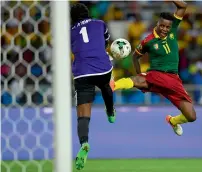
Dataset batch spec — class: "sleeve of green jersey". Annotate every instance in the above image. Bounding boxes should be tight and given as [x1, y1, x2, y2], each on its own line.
[172, 13, 183, 30]
[135, 40, 148, 55]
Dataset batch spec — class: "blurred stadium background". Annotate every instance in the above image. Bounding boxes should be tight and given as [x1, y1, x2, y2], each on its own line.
[1, 1, 202, 172]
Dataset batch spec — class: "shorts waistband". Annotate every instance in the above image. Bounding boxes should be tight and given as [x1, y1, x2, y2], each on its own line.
[153, 70, 178, 74]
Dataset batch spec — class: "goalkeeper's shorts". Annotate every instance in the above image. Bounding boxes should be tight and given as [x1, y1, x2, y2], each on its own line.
[74, 71, 112, 106]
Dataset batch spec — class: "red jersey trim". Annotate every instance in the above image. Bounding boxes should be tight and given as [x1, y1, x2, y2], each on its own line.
[134, 33, 155, 55]
[142, 33, 155, 46]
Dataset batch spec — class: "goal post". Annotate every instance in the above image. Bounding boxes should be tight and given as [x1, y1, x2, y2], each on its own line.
[51, 1, 72, 172]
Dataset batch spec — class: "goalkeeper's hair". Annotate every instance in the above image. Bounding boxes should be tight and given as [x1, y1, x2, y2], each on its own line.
[160, 12, 175, 21]
[71, 3, 89, 25]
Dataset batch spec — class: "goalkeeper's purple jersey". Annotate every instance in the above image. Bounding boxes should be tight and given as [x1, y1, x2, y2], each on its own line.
[71, 18, 113, 79]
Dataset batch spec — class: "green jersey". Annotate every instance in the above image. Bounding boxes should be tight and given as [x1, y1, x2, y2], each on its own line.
[135, 14, 182, 74]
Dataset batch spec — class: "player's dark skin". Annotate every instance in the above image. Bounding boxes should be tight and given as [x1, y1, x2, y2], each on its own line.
[128, 1, 196, 122]
[77, 103, 92, 117]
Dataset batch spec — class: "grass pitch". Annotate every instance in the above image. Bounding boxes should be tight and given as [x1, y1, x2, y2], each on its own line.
[1, 159, 202, 172]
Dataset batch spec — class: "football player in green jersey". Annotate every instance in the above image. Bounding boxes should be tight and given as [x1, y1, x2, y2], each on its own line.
[110, 0, 196, 136]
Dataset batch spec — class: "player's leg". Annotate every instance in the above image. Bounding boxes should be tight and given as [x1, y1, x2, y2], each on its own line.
[76, 103, 91, 170]
[96, 72, 116, 123]
[100, 84, 116, 123]
[74, 77, 95, 170]
[166, 100, 196, 136]
[167, 100, 196, 125]
[110, 74, 149, 91]
[164, 82, 196, 135]
[77, 103, 92, 144]
[178, 101, 196, 122]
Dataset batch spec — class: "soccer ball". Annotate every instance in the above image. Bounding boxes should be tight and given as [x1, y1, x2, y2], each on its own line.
[110, 38, 131, 60]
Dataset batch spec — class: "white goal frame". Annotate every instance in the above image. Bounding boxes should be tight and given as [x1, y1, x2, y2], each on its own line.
[51, 1, 72, 172]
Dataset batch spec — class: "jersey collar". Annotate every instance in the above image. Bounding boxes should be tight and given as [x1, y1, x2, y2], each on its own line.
[153, 28, 167, 40]
[71, 18, 91, 28]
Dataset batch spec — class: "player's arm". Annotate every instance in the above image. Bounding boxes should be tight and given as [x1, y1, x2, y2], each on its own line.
[132, 51, 143, 74]
[104, 24, 110, 48]
[132, 40, 147, 74]
[172, 0, 187, 19]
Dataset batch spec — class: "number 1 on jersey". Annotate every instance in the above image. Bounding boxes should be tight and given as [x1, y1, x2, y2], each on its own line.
[80, 27, 89, 43]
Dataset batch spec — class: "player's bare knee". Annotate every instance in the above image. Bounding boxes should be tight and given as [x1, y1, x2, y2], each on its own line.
[180, 102, 196, 122]
[130, 76, 147, 88]
[187, 110, 196, 122]
[130, 76, 137, 85]
[187, 116, 196, 122]
[77, 103, 92, 117]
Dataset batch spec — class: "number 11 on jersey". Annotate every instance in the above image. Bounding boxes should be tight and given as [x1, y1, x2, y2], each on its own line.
[163, 43, 171, 54]
[80, 27, 89, 43]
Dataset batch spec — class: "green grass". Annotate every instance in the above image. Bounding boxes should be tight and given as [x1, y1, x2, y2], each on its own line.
[1, 159, 202, 172]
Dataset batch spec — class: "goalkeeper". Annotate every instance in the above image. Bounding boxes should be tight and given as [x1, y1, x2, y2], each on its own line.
[71, 3, 116, 170]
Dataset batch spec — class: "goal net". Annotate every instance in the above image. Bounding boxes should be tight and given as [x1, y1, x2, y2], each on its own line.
[1, 1, 55, 171]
